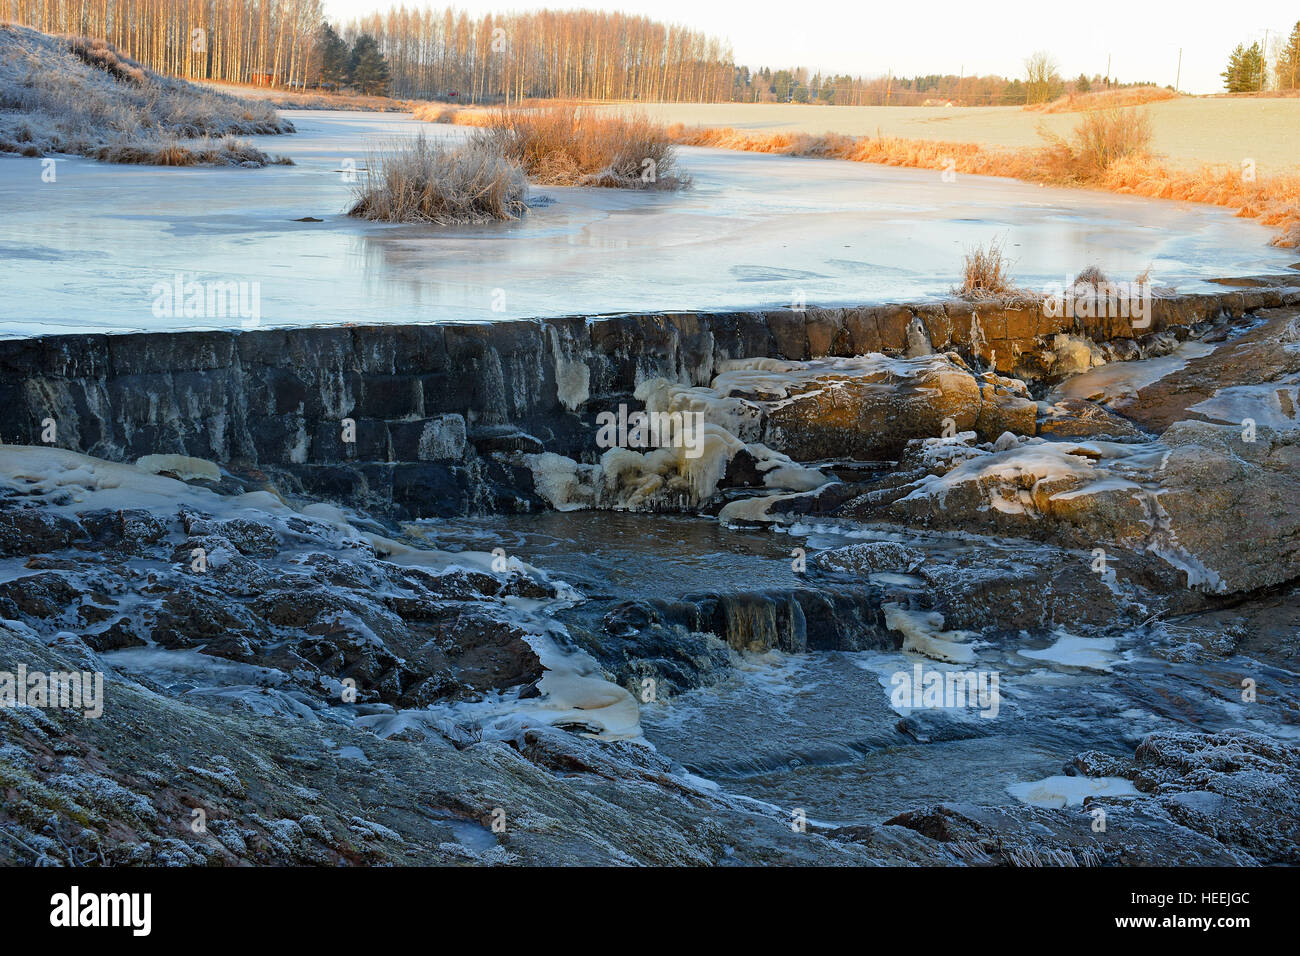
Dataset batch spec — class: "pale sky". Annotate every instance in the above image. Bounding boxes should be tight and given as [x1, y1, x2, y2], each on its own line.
[322, 0, 1298, 95]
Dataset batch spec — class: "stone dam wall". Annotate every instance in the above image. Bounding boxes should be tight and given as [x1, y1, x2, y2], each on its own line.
[2, 281, 1298, 518]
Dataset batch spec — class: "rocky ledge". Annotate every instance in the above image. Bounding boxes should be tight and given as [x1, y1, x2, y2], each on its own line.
[2, 285, 1299, 866]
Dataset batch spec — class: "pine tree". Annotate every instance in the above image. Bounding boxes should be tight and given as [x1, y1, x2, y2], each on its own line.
[1222, 41, 1265, 93]
[317, 23, 349, 89]
[348, 34, 391, 95]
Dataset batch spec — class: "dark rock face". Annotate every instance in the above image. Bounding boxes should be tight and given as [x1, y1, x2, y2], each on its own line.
[1, 288, 1286, 518]
[0, 474, 550, 711]
[0, 507, 83, 555]
[4, 294, 1300, 869]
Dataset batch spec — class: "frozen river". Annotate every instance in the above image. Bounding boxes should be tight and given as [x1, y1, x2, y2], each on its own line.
[2, 109, 1295, 338]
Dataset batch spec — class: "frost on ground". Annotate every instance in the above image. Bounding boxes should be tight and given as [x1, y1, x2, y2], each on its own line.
[0, 25, 294, 166]
[2, 445, 1297, 865]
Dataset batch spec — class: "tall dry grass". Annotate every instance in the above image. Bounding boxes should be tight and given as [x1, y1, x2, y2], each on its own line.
[435, 105, 690, 189]
[67, 35, 147, 84]
[348, 134, 528, 224]
[1027, 85, 1178, 113]
[1038, 107, 1154, 181]
[411, 102, 495, 125]
[663, 108, 1300, 248]
[953, 236, 1019, 297]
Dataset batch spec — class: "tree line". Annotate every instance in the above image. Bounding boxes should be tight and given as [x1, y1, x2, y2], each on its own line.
[3, 0, 1190, 104]
[339, 7, 734, 102]
[7, 0, 326, 88]
[3, 0, 737, 100]
[1223, 22, 1300, 92]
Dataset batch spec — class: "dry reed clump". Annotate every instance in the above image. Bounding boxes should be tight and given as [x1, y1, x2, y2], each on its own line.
[411, 103, 460, 123]
[1073, 266, 1109, 288]
[411, 102, 495, 126]
[0, 24, 294, 167]
[469, 105, 690, 189]
[1028, 85, 1178, 113]
[94, 135, 293, 167]
[664, 108, 1300, 247]
[1037, 107, 1154, 181]
[953, 236, 1020, 298]
[347, 134, 528, 224]
[67, 36, 148, 84]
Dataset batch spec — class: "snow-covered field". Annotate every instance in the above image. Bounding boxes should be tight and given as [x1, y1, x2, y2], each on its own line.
[2, 109, 1295, 338]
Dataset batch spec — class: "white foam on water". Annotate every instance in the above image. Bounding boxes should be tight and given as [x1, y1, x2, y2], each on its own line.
[1019, 631, 1119, 673]
[883, 603, 977, 665]
[134, 453, 222, 482]
[1007, 774, 1139, 808]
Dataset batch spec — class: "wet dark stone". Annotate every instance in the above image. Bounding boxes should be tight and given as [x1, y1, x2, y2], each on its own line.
[0, 507, 82, 556]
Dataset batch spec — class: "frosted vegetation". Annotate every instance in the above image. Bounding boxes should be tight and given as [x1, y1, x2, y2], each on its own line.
[350, 106, 689, 225]
[348, 135, 528, 225]
[473, 106, 691, 190]
[0, 24, 294, 166]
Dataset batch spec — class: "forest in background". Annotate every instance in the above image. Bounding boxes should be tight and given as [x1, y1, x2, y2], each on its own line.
[7, 1, 1287, 103]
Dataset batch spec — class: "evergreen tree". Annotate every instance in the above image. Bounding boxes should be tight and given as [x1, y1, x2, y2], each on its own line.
[772, 69, 794, 101]
[316, 23, 349, 90]
[1222, 41, 1265, 92]
[348, 34, 391, 96]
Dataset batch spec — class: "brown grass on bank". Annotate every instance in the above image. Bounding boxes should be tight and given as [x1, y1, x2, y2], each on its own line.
[67, 35, 146, 84]
[1027, 85, 1178, 113]
[347, 134, 528, 224]
[94, 136, 292, 166]
[411, 102, 495, 126]
[432, 104, 690, 189]
[662, 109, 1300, 248]
[199, 79, 423, 112]
[1039, 107, 1153, 180]
[953, 236, 1019, 298]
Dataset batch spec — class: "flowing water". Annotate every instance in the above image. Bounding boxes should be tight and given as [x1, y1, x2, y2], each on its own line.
[415, 510, 1300, 823]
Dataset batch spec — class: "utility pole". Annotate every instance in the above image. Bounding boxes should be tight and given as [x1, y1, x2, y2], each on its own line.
[1261, 29, 1269, 91]
[1175, 48, 1182, 92]
[1105, 53, 1111, 87]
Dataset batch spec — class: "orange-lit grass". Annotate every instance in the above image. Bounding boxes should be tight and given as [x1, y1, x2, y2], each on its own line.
[468, 104, 690, 189]
[662, 117, 1300, 247]
[1027, 85, 1179, 113]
